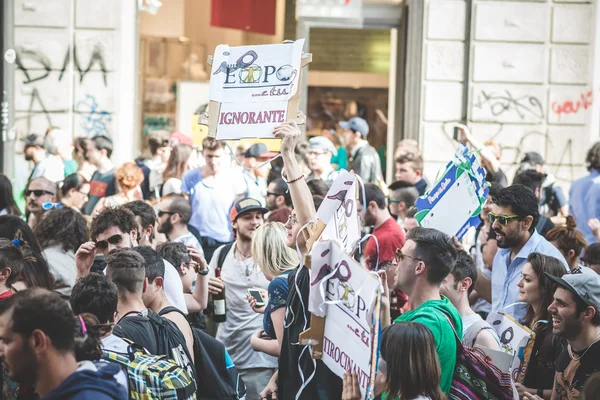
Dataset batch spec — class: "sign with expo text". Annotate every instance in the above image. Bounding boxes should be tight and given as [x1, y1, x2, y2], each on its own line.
[310, 240, 381, 399]
[206, 39, 306, 140]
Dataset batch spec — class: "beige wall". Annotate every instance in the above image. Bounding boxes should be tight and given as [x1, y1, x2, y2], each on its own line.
[140, 0, 186, 38]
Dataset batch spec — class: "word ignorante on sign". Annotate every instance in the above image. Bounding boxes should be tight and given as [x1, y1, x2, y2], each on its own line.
[219, 110, 286, 125]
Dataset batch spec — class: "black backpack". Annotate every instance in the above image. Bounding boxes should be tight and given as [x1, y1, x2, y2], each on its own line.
[159, 306, 246, 399]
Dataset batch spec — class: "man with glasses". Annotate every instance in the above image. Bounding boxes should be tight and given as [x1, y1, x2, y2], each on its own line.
[387, 181, 419, 228]
[156, 194, 204, 256]
[24, 177, 57, 230]
[265, 178, 292, 212]
[474, 184, 567, 322]
[341, 117, 382, 184]
[306, 136, 339, 186]
[386, 227, 462, 396]
[74, 206, 190, 314]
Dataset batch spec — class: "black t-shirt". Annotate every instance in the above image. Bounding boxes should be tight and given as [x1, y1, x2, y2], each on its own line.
[113, 311, 161, 355]
[524, 329, 564, 391]
[554, 338, 600, 399]
[84, 169, 116, 215]
[278, 266, 342, 400]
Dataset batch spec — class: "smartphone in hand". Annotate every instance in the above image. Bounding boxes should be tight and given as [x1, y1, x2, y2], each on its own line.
[247, 288, 266, 307]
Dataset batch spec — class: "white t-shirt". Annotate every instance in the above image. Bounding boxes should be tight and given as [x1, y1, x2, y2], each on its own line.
[462, 313, 501, 348]
[44, 247, 76, 294]
[162, 177, 183, 196]
[209, 243, 278, 370]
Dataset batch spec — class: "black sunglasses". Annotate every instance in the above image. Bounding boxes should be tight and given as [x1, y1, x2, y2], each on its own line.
[266, 191, 283, 197]
[95, 234, 125, 251]
[157, 210, 177, 218]
[24, 189, 55, 197]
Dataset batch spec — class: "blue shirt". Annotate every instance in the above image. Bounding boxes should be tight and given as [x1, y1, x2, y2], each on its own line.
[181, 169, 244, 243]
[264, 270, 292, 338]
[569, 169, 600, 244]
[491, 230, 568, 322]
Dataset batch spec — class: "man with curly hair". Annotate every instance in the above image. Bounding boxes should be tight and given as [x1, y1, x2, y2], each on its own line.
[570, 142, 600, 244]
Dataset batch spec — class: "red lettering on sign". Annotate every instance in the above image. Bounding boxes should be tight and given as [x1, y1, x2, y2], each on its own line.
[551, 90, 593, 120]
[218, 110, 286, 125]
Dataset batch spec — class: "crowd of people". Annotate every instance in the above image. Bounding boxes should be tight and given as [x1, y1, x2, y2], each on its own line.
[0, 117, 598, 400]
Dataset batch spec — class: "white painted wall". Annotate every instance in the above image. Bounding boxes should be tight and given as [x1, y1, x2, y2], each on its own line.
[417, 0, 599, 192]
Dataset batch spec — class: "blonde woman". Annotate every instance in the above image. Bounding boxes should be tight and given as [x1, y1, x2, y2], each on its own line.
[92, 162, 144, 216]
[247, 222, 298, 357]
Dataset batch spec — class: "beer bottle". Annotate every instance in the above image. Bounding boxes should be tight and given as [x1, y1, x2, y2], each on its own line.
[213, 266, 227, 323]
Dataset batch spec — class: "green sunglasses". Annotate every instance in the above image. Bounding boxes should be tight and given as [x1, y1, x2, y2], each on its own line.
[488, 212, 520, 226]
[387, 198, 402, 204]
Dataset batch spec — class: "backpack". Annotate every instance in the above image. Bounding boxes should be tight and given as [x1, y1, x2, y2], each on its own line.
[443, 314, 514, 400]
[159, 306, 246, 400]
[103, 339, 197, 400]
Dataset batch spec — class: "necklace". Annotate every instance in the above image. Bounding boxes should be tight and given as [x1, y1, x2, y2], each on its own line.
[235, 244, 254, 277]
[568, 331, 600, 361]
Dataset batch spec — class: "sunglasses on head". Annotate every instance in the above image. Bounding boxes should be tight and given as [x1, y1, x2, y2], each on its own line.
[95, 234, 125, 251]
[488, 212, 520, 226]
[25, 189, 55, 197]
[42, 202, 63, 211]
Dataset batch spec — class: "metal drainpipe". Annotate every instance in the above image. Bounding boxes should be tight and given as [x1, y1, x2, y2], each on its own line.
[462, 0, 473, 126]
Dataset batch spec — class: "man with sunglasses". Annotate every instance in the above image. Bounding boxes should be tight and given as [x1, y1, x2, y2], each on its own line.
[474, 184, 567, 323]
[24, 177, 57, 230]
[156, 195, 204, 256]
[387, 180, 419, 229]
[265, 178, 292, 212]
[75, 207, 189, 314]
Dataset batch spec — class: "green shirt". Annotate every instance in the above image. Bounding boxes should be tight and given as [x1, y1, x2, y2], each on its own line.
[330, 147, 347, 171]
[383, 296, 462, 398]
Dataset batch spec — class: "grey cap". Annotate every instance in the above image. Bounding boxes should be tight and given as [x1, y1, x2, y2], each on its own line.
[21, 133, 45, 148]
[339, 117, 369, 137]
[545, 267, 600, 311]
[308, 136, 337, 156]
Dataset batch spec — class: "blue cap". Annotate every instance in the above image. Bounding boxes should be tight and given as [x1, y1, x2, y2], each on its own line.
[308, 136, 337, 156]
[339, 117, 369, 137]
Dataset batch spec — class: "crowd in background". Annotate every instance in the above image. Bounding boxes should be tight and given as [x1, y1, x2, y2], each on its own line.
[0, 116, 599, 400]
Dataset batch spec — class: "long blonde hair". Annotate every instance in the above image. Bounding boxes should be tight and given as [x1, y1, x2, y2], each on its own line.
[252, 222, 299, 277]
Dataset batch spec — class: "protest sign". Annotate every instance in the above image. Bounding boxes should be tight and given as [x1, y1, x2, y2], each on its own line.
[309, 240, 381, 399]
[204, 39, 310, 140]
[414, 144, 489, 240]
[487, 311, 535, 382]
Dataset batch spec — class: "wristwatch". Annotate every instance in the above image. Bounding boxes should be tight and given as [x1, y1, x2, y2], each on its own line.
[537, 389, 543, 397]
[195, 264, 210, 276]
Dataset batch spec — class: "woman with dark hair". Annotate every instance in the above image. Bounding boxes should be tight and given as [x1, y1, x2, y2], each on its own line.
[35, 207, 89, 293]
[61, 173, 90, 212]
[344, 322, 445, 400]
[0, 215, 56, 291]
[514, 253, 567, 399]
[0, 174, 22, 217]
[546, 215, 588, 271]
[161, 143, 194, 196]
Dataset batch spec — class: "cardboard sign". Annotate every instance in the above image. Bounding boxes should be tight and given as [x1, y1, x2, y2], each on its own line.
[415, 144, 489, 240]
[315, 170, 362, 256]
[487, 311, 535, 382]
[205, 39, 310, 140]
[309, 240, 381, 399]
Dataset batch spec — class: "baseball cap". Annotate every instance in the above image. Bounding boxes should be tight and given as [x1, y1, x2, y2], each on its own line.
[244, 143, 279, 159]
[230, 198, 269, 222]
[308, 136, 337, 156]
[521, 152, 545, 166]
[545, 267, 600, 311]
[169, 132, 193, 147]
[339, 117, 369, 137]
[21, 133, 45, 148]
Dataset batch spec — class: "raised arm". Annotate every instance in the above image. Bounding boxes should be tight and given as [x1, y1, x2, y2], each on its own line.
[273, 122, 316, 225]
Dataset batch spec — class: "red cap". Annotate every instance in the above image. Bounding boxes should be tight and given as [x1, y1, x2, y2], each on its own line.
[169, 132, 193, 147]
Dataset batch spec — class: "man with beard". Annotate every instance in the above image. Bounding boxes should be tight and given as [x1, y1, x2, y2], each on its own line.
[207, 198, 276, 400]
[24, 177, 58, 230]
[156, 195, 204, 255]
[524, 267, 600, 400]
[474, 184, 567, 322]
[0, 288, 126, 400]
[265, 178, 292, 212]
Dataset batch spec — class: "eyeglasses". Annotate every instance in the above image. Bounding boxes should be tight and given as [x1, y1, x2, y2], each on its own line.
[95, 234, 125, 251]
[488, 212, 520, 226]
[24, 189, 55, 198]
[395, 248, 423, 263]
[266, 191, 283, 197]
[157, 210, 176, 218]
[42, 202, 63, 211]
[387, 198, 402, 204]
[307, 151, 327, 157]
